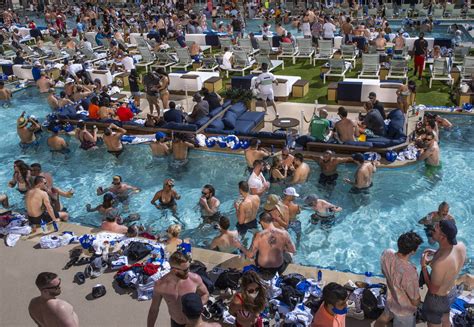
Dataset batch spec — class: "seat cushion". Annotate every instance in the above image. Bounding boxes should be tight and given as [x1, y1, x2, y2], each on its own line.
[162, 122, 198, 131]
[344, 141, 375, 147]
[366, 136, 404, 148]
[238, 111, 265, 126]
[386, 108, 406, 139]
[207, 118, 225, 130]
[234, 119, 255, 133]
[194, 116, 210, 127]
[223, 111, 238, 129]
[228, 102, 247, 117]
[209, 106, 224, 117]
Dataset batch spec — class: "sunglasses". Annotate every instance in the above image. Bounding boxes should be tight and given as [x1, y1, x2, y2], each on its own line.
[246, 287, 259, 294]
[172, 266, 190, 273]
[202, 191, 209, 196]
[426, 138, 434, 141]
[42, 279, 61, 290]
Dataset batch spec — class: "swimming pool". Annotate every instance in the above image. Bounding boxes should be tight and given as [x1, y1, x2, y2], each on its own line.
[1, 88, 472, 275]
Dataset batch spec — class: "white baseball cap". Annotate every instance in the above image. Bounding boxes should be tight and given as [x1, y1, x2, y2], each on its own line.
[283, 187, 299, 197]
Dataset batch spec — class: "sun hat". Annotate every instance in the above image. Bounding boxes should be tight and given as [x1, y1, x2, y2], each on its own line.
[17, 117, 28, 128]
[283, 187, 299, 197]
[264, 194, 281, 211]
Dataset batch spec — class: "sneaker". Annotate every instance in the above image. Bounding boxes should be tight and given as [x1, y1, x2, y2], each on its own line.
[347, 307, 365, 320]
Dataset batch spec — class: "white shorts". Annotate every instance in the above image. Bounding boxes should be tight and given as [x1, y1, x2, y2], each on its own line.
[383, 307, 416, 327]
[259, 91, 274, 101]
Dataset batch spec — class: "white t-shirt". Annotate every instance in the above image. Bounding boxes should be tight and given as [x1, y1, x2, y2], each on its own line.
[68, 63, 83, 75]
[322, 22, 336, 39]
[302, 22, 311, 37]
[248, 172, 266, 190]
[221, 51, 233, 70]
[256, 72, 275, 94]
[121, 56, 135, 71]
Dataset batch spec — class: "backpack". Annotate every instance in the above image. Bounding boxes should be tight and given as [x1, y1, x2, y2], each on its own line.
[281, 273, 306, 288]
[214, 269, 242, 290]
[190, 260, 215, 293]
[361, 288, 383, 319]
[277, 285, 305, 311]
[125, 241, 153, 261]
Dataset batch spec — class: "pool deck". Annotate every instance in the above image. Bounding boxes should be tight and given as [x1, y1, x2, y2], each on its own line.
[0, 221, 434, 327]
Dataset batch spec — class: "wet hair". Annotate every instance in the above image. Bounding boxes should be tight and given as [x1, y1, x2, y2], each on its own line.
[240, 271, 268, 313]
[34, 176, 46, 186]
[238, 181, 249, 193]
[103, 193, 114, 209]
[219, 216, 230, 230]
[113, 175, 122, 182]
[425, 131, 435, 139]
[167, 224, 182, 237]
[322, 282, 348, 306]
[294, 153, 304, 162]
[253, 159, 264, 168]
[104, 128, 112, 136]
[35, 272, 58, 289]
[337, 106, 348, 117]
[203, 184, 215, 197]
[15, 161, 30, 182]
[169, 251, 190, 266]
[397, 231, 423, 255]
[259, 211, 273, 224]
[438, 201, 449, 211]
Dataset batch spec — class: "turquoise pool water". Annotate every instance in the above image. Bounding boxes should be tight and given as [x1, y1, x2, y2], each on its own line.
[0, 88, 472, 275]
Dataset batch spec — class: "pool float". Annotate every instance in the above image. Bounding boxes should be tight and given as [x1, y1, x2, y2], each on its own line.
[385, 150, 397, 162]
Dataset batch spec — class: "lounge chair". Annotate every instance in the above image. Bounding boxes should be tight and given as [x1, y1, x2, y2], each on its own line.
[387, 58, 408, 83]
[219, 37, 233, 52]
[151, 52, 176, 72]
[197, 56, 219, 72]
[294, 38, 315, 64]
[251, 55, 284, 74]
[323, 59, 350, 84]
[340, 44, 358, 69]
[170, 47, 194, 71]
[225, 50, 255, 77]
[429, 58, 453, 88]
[313, 40, 335, 66]
[444, 3, 454, 16]
[257, 39, 278, 56]
[460, 56, 474, 83]
[358, 53, 380, 79]
[84, 33, 103, 50]
[277, 42, 299, 64]
[452, 47, 471, 66]
[238, 38, 259, 56]
[136, 46, 155, 72]
[432, 8, 444, 19]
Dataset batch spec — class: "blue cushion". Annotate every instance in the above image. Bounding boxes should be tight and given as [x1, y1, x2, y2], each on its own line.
[234, 119, 255, 133]
[205, 127, 228, 134]
[209, 106, 224, 117]
[207, 118, 225, 130]
[223, 111, 237, 129]
[228, 102, 247, 117]
[344, 141, 375, 147]
[366, 137, 397, 148]
[238, 111, 265, 125]
[162, 122, 197, 131]
[194, 116, 210, 127]
[258, 131, 287, 139]
[222, 99, 232, 108]
[386, 109, 406, 139]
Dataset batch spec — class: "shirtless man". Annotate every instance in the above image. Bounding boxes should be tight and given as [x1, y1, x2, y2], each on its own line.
[0, 193, 9, 208]
[57, 91, 73, 108]
[245, 138, 270, 172]
[344, 153, 379, 192]
[103, 123, 127, 158]
[199, 184, 220, 221]
[149, 131, 170, 157]
[341, 17, 353, 43]
[47, 89, 59, 110]
[248, 160, 270, 196]
[282, 187, 301, 243]
[0, 81, 12, 102]
[264, 194, 290, 230]
[314, 150, 353, 185]
[305, 194, 342, 224]
[334, 106, 359, 143]
[210, 216, 241, 253]
[393, 31, 406, 51]
[147, 251, 209, 327]
[36, 73, 55, 93]
[17, 112, 41, 145]
[292, 153, 310, 184]
[418, 132, 441, 175]
[419, 202, 455, 244]
[28, 272, 79, 327]
[235, 181, 260, 238]
[101, 215, 128, 234]
[25, 176, 69, 225]
[241, 212, 296, 279]
[375, 32, 387, 51]
[172, 134, 194, 161]
[97, 175, 140, 211]
[420, 220, 466, 327]
[47, 126, 69, 153]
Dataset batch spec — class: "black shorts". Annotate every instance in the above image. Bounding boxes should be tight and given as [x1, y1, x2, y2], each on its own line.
[91, 18, 97, 26]
[28, 210, 58, 225]
[108, 148, 124, 158]
[170, 319, 186, 327]
[319, 173, 338, 185]
[236, 219, 258, 236]
[350, 182, 373, 194]
[256, 252, 292, 280]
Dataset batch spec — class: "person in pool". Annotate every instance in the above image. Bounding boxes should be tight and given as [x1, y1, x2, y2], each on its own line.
[149, 131, 170, 157]
[344, 153, 379, 192]
[17, 112, 41, 145]
[419, 201, 455, 244]
[86, 193, 119, 218]
[235, 181, 260, 239]
[305, 194, 342, 223]
[0, 193, 9, 208]
[314, 150, 354, 186]
[9, 160, 32, 194]
[47, 125, 69, 154]
[151, 178, 180, 212]
[103, 123, 127, 158]
[0, 81, 12, 103]
[97, 175, 140, 211]
[209, 216, 241, 254]
[291, 153, 310, 184]
[199, 184, 220, 222]
[172, 133, 194, 161]
[245, 138, 270, 172]
[75, 121, 98, 151]
[417, 131, 441, 176]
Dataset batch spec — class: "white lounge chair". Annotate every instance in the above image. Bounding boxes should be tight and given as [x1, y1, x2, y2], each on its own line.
[197, 56, 219, 72]
[340, 44, 358, 69]
[151, 52, 176, 72]
[452, 47, 471, 66]
[358, 53, 380, 79]
[251, 55, 284, 74]
[429, 58, 453, 88]
[170, 48, 194, 71]
[460, 56, 474, 83]
[226, 50, 255, 77]
[323, 59, 350, 84]
[219, 37, 233, 52]
[84, 33, 103, 50]
[294, 38, 315, 64]
[136, 46, 155, 72]
[313, 40, 334, 65]
[257, 39, 278, 56]
[387, 58, 408, 83]
[277, 42, 299, 64]
[238, 38, 259, 56]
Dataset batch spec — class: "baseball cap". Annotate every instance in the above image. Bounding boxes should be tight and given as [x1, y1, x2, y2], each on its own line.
[65, 78, 74, 84]
[155, 131, 166, 141]
[181, 293, 203, 319]
[264, 194, 281, 211]
[439, 220, 457, 245]
[283, 187, 299, 197]
[352, 153, 365, 163]
[368, 92, 376, 98]
[304, 194, 319, 206]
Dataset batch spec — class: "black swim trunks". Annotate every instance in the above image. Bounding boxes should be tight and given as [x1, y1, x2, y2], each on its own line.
[28, 210, 59, 225]
[349, 182, 373, 194]
[236, 219, 258, 237]
[256, 251, 292, 280]
[319, 173, 339, 185]
[51, 148, 71, 154]
[170, 319, 185, 327]
[108, 148, 124, 158]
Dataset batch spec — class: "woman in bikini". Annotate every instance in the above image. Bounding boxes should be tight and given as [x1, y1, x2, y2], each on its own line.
[156, 68, 170, 109]
[396, 83, 411, 114]
[269, 156, 288, 184]
[75, 121, 98, 150]
[8, 160, 31, 194]
[150, 178, 180, 212]
[229, 271, 267, 327]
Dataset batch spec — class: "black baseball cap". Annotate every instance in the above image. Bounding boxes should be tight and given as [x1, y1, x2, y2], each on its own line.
[368, 92, 377, 98]
[352, 153, 365, 163]
[439, 220, 457, 245]
[181, 293, 203, 319]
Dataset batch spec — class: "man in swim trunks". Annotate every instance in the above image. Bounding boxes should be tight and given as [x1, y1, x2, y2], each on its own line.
[172, 133, 194, 161]
[245, 138, 270, 172]
[314, 150, 354, 186]
[420, 220, 466, 327]
[147, 251, 209, 327]
[334, 106, 359, 143]
[151, 178, 180, 212]
[75, 121, 98, 151]
[25, 176, 69, 225]
[264, 194, 290, 230]
[305, 194, 342, 224]
[241, 212, 296, 280]
[47, 126, 69, 154]
[248, 160, 270, 196]
[17, 111, 41, 145]
[282, 187, 301, 243]
[199, 184, 220, 222]
[36, 72, 55, 93]
[103, 123, 127, 158]
[0, 81, 12, 102]
[97, 175, 140, 211]
[47, 88, 59, 110]
[418, 131, 441, 176]
[292, 153, 310, 184]
[419, 202, 455, 245]
[235, 181, 260, 239]
[150, 131, 170, 157]
[344, 153, 379, 192]
[210, 216, 241, 254]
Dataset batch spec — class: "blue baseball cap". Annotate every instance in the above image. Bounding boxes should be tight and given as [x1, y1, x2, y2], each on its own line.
[155, 131, 166, 141]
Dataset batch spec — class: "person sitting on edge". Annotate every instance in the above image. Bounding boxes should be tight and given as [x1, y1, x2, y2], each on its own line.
[116, 102, 134, 122]
[308, 108, 332, 142]
[314, 150, 353, 186]
[185, 93, 209, 124]
[292, 153, 310, 184]
[150, 131, 170, 157]
[344, 153, 379, 192]
[162, 224, 184, 254]
[240, 212, 296, 280]
[368, 92, 386, 120]
[245, 138, 270, 172]
[147, 251, 209, 327]
[375, 231, 423, 327]
[164, 101, 184, 124]
[101, 214, 128, 234]
[418, 131, 441, 176]
[420, 220, 466, 327]
[334, 106, 359, 143]
[172, 133, 194, 161]
[181, 293, 221, 327]
[235, 181, 260, 239]
[248, 160, 270, 196]
[358, 101, 385, 137]
[103, 123, 127, 158]
[210, 216, 241, 254]
[88, 96, 100, 119]
[419, 201, 455, 244]
[311, 282, 348, 327]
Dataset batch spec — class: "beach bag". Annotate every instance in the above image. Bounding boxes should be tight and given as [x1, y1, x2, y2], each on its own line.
[190, 260, 215, 293]
[277, 285, 305, 311]
[214, 269, 242, 290]
[125, 241, 153, 261]
[361, 288, 383, 319]
[281, 273, 305, 288]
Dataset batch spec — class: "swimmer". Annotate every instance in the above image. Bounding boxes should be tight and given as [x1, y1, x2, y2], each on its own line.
[304, 194, 342, 223]
[280, 146, 295, 171]
[151, 178, 180, 212]
[263, 194, 290, 230]
[36, 72, 55, 93]
[245, 138, 270, 171]
[149, 131, 170, 157]
[47, 88, 59, 110]
[344, 153, 379, 192]
[47, 126, 69, 153]
[103, 123, 127, 158]
[0, 81, 12, 103]
[314, 150, 354, 186]
[97, 175, 140, 211]
[235, 181, 260, 239]
[248, 160, 270, 196]
[199, 184, 220, 222]
[57, 91, 73, 108]
[9, 160, 32, 194]
[292, 153, 310, 184]
[282, 187, 301, 244]
[417, 131, 441, 175]
[172, 133, 194, 161]
[419, 201, 455, 244]
[75, 121, 98, 151]
[86, 193, 118, 217]
[17, 111, 41, 145]
[210, 216, 241, 254]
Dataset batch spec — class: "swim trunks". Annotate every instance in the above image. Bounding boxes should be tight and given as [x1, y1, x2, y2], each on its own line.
[288, 219, 301, 234]
[108, 148, 124, 158]
[80, 140, 97, 150]
[318, 173, 339, 185]
[422, 288, 457, 324]
[255, 251, 292, 280]
[349, 182, 373, 194]
[19, 140, 40, 149]
[236, 219, 258, 237]
[50, 148, 71, 154]
[425, 161, 442, 178]
[28, 210, 59, 225]
[311, 212, 335, 224]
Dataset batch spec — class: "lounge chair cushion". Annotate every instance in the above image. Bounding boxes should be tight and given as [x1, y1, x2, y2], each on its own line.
[234, 119, 255, 133]
[223, 111, 238, 129]
[194, 116, 210, 127]
[237, 111, 265, 126]
[207, 118, 225, 130]
[228, 102, 248, 117]
[366, 136, 406, 147]
[162, 122, 198, 131]
[209, 106, 224, 117]
[344, 141, 375, 147]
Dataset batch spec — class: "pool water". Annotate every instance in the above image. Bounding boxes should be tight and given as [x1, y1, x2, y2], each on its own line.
[0, 88, 472, 275]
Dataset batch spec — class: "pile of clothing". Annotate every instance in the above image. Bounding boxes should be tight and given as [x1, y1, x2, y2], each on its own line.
[0, 212, 32, 247]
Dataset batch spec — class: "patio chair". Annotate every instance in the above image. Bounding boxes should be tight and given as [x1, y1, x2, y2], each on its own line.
[277, 42, 299, 64]
[226, 50, 254, 77]
[170, 47, 194, 71]
[444, 3, 454, 16]
[385, 8, 395, 18]
[313, 40, 334, 65]
[414, 3, 428, 17]
[151, 52, 176, 72]
[45, 46, 69, 62]
[250, 55, 284, 74]
[387, 58, 408, 83]
[432, 8, 444, 19]
[257, 39, 278, 56]
[429, 58, 453, 88]
[340, 44, 358, 69]
[294, 38, 315, 64]
[358, 53, 380, 79]
[136, 46, 156, 72]
[84, 33, 103, 50]
[167, 39, 181, 51]
[460, 56, 474, 83]
[238, 38, 259, 56]
[452, 47, 471, 66]
[197, 56, 219, 72]
[323, 59, 350, 84]
[219, 37, 233, 52]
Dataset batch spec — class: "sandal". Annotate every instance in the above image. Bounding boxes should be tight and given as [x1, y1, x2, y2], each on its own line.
[74, 257, 92, 266]
[64, 256, 79, 270]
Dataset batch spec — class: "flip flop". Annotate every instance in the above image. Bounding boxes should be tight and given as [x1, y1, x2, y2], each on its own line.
[64, 256, 79, 270]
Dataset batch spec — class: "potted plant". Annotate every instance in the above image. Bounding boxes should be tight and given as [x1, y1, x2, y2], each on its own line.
[221, 88, 256, 111]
